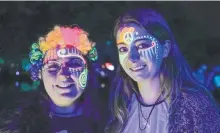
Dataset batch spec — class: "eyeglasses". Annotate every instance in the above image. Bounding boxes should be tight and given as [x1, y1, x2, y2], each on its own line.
[42, 58, 86, 74]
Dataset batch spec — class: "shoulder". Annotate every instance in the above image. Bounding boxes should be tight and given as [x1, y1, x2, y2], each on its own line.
[1, 101, 49, 133]
[0, 107, 19, 133]
[181, 88, 218, 109]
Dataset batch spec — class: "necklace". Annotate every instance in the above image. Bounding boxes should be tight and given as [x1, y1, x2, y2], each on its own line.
[138, 93, 162, 131]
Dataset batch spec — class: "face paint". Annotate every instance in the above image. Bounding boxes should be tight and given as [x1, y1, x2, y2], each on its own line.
[43, 49, 59, 64]
[43, 47, 88, 89]
[57, 47, 86, 64]
[58, 47, 88, 89]
[117, 27, 135, 45]
[117, 25, 166, 81]
[78, 68, 88, 89]
[117, 26, 163, 65]
[69, 66, 88, 89]
[138, 36, 163, 66]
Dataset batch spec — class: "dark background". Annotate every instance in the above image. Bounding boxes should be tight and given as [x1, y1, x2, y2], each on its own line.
[0, 1, 220, 110]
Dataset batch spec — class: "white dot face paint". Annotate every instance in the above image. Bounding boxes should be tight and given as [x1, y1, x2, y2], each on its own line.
[116, 24, 164, 82]
[138, 38, 163, 67]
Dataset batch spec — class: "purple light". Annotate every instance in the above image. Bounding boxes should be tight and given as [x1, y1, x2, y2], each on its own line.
[16, 71, 19, 76]
[15, 81, 19, 87]
[101, 83, 106, 88]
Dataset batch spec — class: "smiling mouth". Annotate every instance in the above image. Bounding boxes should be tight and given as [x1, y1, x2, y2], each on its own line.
[56, 83, 75, 89]
[130, 65, 146, 72]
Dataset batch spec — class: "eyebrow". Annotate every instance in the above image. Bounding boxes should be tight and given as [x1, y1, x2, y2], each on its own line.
[117, 38, 149, 46]
[47, 59, 58, 62]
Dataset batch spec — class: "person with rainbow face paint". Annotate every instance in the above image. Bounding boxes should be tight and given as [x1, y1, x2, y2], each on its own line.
[1, 25, 102, 133]
[105, 8, 220, 133]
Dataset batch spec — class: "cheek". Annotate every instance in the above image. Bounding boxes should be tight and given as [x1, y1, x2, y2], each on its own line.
[73, 68, 88, 89]
[42, 75, 56, 95]
[139, 44, 163, 66]
[69, 69, 82, 78]
[119, 53, 128, 67]
[42, 72, 56, 85]
[139, 47, 156, 62]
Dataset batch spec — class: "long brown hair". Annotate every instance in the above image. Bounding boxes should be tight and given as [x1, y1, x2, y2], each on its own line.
[106, 8, 215, 133]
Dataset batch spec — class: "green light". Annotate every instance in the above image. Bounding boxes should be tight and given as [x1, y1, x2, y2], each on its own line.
[0, 58, 5, 64]
[88, 47, 98, 61]
[20, 82, 32, 92]
[21, 58, 31, 71]
[32, 80, 40, 89]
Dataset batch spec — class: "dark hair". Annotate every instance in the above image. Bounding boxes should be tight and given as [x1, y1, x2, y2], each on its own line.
[106, 8, 215, 133]
[2, 25, 103, 132]
[1, 59, 103, 132]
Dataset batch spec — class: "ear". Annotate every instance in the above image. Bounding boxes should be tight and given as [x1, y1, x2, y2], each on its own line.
[162, 40, 171, 58]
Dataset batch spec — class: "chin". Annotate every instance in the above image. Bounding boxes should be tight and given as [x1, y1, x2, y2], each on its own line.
[129, 73, 150, 82]
[52, 97, 76, 107]
[130, 76, 146, 82]
[54, 100, 74, 107]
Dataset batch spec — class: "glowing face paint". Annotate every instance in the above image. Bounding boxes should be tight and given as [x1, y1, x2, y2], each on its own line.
[138, 37, 163, 66]
[43, 49, 59, 64]
[57, 47, 86, 64]
[58, 47, 88, 89]
[116, 24, 164, 81]
[43, 47, 88, 90]
[117, 27, 135, 45]
[69, 66, 88, 89]
[78, 68, 88, 89]
[117, 26, 162, 65]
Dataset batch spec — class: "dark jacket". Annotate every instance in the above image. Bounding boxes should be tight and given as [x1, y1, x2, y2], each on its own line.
[168, 89, 220, 133]
[0, 93, 105, 133]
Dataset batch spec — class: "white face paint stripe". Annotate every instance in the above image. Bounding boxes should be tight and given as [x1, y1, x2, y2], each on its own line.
[57, 47, 86, 65]
[139, 44, 163, 66]
[140, 46, 155, 61]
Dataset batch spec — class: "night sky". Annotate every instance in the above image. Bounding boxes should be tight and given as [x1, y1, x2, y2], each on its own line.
[0, 1, 220, 68]
[1, 1, 220, 126]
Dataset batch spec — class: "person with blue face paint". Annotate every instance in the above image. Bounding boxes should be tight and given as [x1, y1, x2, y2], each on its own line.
[0, 25, 103, 133]
[105, 8, 220, 133]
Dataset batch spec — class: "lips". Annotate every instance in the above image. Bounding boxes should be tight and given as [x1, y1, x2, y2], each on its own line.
[130, 65, 146, 72]
[56, 83, 75, 89]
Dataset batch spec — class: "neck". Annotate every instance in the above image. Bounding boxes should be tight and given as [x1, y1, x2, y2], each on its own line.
[50, 102, 77, 115]
[137, 75, 162, 105]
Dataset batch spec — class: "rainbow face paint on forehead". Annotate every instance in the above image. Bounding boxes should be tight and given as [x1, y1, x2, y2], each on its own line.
[43, 47, 86, 66]
[117, 27, 135, 45]
[117, 26, 157, 46]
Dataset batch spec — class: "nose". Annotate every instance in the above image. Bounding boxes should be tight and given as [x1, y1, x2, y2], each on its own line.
[128, 46, 140, 63]
[58, 64, 71, 80]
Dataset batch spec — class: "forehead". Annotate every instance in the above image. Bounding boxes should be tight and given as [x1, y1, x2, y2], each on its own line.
[44, 47, 86, 63]
[116, 23, 148, 43]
